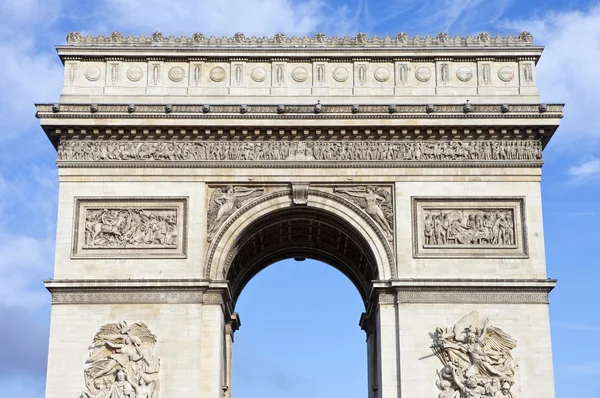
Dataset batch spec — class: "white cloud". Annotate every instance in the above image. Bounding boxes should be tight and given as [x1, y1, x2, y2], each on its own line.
[0, 233, 54, 308]
[568, 157, 600, 181]
[502, 5, 600, 145]
[95, 0, 330, 36]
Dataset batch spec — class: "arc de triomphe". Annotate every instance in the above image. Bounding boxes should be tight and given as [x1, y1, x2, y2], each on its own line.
[37, 31, 562, 398]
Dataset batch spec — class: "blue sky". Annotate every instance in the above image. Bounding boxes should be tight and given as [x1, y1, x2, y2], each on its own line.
[0, 0, 599, 397]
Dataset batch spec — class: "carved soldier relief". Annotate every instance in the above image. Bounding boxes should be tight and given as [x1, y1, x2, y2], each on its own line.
[58, 140, 542, 163]
[81, 321, 160, 398]
[207, 186, 265, 241]
[412, 198, 527, 258]
[432, 311, 517, 398]
[73, 198, 187, 258]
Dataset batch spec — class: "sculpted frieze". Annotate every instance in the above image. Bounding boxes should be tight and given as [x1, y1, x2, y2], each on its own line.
[73, 198, 187, 258]
[423, 209, 516, 247]
[413, 198, 527, 258]
[81, 321, 160, 398]
[57, 140, 542, 163]
[84, 208, 178, 248]
[432, 311, 517, 398]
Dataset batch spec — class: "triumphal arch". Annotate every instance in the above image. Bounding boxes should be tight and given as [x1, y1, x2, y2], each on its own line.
[37, 31, 563, 397]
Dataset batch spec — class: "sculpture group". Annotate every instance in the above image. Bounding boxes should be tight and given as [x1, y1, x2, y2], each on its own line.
[432, 311, 517, 398]
[84, 209, 178, 248]
[81, 322, 160, 398]
[423, 210, 515, 246]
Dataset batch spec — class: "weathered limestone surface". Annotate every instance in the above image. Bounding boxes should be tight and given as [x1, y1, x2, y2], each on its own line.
[38, 32, 561, 398]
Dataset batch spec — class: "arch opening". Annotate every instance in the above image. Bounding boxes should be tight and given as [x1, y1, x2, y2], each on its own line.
[224, 207, 380, 305]
[233, 259, 367, 398]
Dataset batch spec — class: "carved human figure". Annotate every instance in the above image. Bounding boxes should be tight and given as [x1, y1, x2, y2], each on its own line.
[107, 371, 135, 398]
[207, 186, 265, 241]
[132, 377, 153, 398]
[452, 370, 486, 398]
[424, 214, 434, 244]
[436, 370, 460, 398]
[334, 186, 393, 240]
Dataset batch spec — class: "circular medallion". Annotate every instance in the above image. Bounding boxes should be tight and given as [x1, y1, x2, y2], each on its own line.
[251, 67, 267, 82]
[291, 67, 308, 82]
[415, 66, 432, 82]
[209, 66, 227, 82]
[332, 67, 349, 82]
[374, 67, 390, 82]
[456, 66, 473, 82]
[498, 66, 515, 82]
[126, 66, 144, 82]
[168, 66, 185, 82]
[84, 66, 101, 82]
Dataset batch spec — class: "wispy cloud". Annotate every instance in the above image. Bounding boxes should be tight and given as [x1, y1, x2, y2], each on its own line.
[501, 5, 600, 145]
[553, 321, 600, 333]
[94, 0, 330, 36]
[568, 157, 600, 182]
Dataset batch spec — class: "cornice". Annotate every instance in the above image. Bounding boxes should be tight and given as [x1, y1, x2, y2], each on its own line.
[37, 103, 564, 117]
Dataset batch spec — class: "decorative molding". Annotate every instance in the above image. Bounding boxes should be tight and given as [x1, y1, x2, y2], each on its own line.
[37, 103, 564, 118]
[203, 290, 225, 305]
[65, 31, 536, 47]
[396, 288, 549, 303]
[291, 183, 309, 205]
[72, 197, 188, 258]
[412, 197, 528, 258]
[50, 289, 204, 304]
[57, 140, 542, 163]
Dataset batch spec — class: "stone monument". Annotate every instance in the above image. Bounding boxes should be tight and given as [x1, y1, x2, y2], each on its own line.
[37, 31, 562, 397]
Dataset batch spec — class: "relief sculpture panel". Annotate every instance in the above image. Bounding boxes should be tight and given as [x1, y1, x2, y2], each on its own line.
[412, 198, 527, 258]
[81, 321, 160, 398]
[334, 185, 394, 241]
[432, 311, 517, 398]
[58, 140, 542, 163]
[73, 198, 187, 258]
[207, 186, 266, 242]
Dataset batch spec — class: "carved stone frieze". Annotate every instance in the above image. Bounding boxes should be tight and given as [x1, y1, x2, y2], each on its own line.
[51, 289, 204, 304]
[66, 31, 536, 47]
[57, 140, 542, 163]
[412, 198, 527, 258]
[83, 208, 178, 248]
[334, 186, 394, 241]
[423, 209, 516, 247]
[81, 321, 161, 398]
[73, 198, 187, 258]
[396, 289, 549, 304]
[207, 186, 265, 242]
[432, 311, 517, 398]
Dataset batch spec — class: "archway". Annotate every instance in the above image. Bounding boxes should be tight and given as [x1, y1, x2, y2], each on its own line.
[225, 206, 380, 304]
[205, 192, 398, 398]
